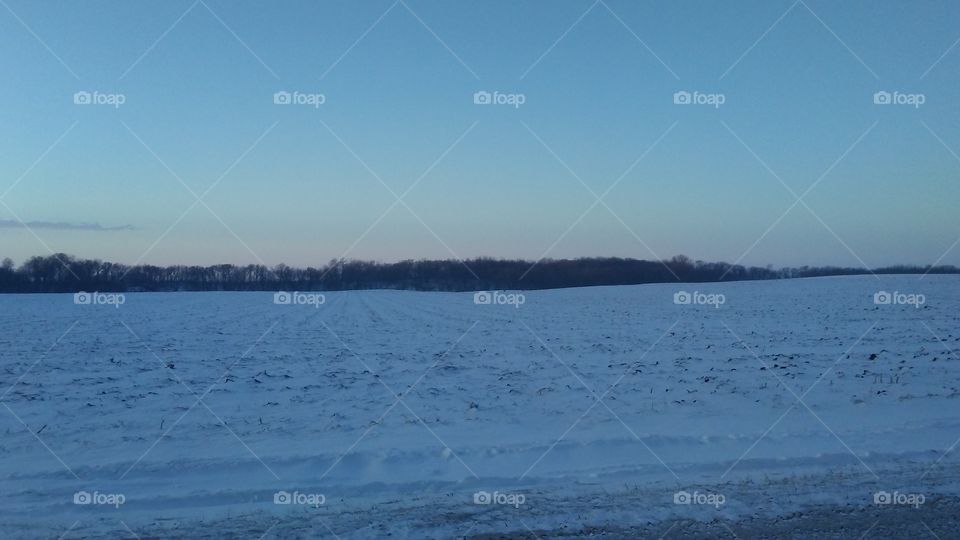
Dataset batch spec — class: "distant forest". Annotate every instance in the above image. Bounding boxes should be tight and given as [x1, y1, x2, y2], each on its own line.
[0, 254, 956, 293]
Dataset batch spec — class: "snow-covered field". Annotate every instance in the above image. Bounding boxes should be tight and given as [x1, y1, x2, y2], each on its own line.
[1, 275, 958, 538]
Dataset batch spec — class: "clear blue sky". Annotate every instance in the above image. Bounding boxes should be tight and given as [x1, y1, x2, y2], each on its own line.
[1, 0, 958, 269]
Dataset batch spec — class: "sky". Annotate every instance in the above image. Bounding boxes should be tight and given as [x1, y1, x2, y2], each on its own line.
[0, 0, 958, 269]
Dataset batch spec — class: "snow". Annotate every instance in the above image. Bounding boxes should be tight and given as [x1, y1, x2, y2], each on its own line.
[1, 275, 958, 538]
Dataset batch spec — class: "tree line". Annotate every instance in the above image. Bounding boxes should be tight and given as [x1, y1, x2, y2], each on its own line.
[0, 254, 955, 293]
